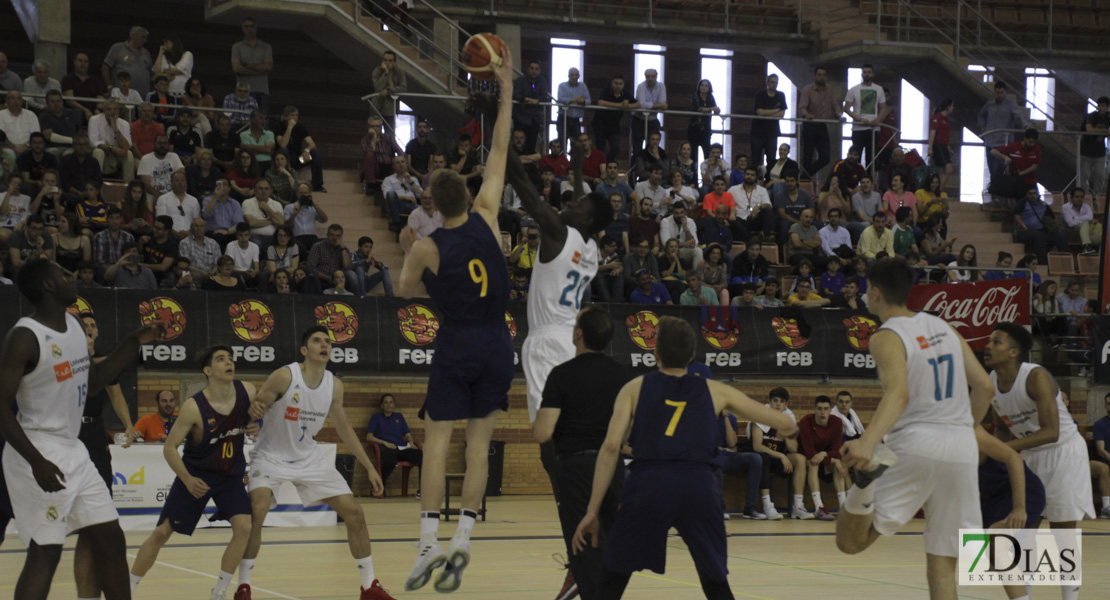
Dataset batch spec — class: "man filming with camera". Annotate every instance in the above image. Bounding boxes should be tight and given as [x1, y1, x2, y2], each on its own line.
[283, 181, 330, 254]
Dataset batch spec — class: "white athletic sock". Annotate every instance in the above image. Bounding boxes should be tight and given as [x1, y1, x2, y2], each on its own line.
[420, 511, 440, 545]
[238, 559, 255, 585]
[837, 491, 848, 506]
[214, 570, 234, 593]
[761, 494, 774, 509]
[454, 509, 477, 541]
[843, 484, 875, 515]
[1103, 495, 1110, 509]
[355, 555, 375, 589]
[130, 573, 143, 593]
[1061, 584, 1079, 600]
[811, 492, 824, 509]
[793, 494, 805, 510]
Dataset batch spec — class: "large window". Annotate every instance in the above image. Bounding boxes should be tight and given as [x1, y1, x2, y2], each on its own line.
[700, 48, 732, 165]
[1025, 68, 1055, 131]
[767, 62, 797, 160]
[634, 44, 666, 146]
[960, 127, 987, 203]
[900, 80, 929, 158]
[842, 68, 861, 158]
[548, 38, 585, 145]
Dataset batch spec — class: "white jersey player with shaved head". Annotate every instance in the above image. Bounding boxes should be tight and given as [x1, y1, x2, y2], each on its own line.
[984, 322, 1094, 600]
[241, 326, 394, 600]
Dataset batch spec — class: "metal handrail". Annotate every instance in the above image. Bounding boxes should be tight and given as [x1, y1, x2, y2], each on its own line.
[978, 126, 1110, 193]
[0, 91, 253, 115]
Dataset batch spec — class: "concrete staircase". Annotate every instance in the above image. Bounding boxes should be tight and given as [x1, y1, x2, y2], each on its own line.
[312, 168, 405, 287]
[945, 201, 1025, 261]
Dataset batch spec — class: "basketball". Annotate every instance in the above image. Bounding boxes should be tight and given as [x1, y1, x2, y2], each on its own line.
[461, 33, 507, 80]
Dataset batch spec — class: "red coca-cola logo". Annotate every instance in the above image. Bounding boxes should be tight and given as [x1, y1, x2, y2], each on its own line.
[907, 279, 1030, 350]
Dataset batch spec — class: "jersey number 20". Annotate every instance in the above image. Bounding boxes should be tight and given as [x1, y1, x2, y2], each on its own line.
[927, 353, 954, 402]
[559, 271, 591, 309]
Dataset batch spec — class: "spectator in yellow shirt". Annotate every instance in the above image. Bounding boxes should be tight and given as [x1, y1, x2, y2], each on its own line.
[857, 212, 895, 260]
[785, 278, 830, 307]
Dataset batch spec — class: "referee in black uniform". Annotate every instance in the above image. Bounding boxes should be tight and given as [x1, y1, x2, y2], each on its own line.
[534, 307, 630, 600]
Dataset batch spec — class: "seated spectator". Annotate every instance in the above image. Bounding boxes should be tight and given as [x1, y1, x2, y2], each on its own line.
[629, 268, 672, 304]
[786, 278, 829, 307]
[891, 206, 918, 258]
[139, 215, 180, 283]
[323, 269, 353, 295]
[668, 168, 700, 213]
[788, 259, 816, 294]
[121, 173, 157, 236]
[633, 164, 669, 216]
[75, 181, 109, 237]
[818, 174, 850, 222]
[241, 179, 284, 249]
[7, 214, 55, 270]
[272, 267, 294, 294]
[631, 131, 667, 183]
[56, 212, 93, 275]
[1062, 187, 1102, 254]
[728, 168, 773, 242]
[276, 105, 325, 192]
[697, 203, 734, 256]
[819, 208, 853, 260]
[511, 227, 540, 270]
[264, 226, 299, 290]
[138, 133, 185, 200]
[92, 207, 134, 272]
[75, 260, 103, 289]
[658, 238, 687, 299]
[919, 216, 957, 266]
[404, 120, 436, 176]
[351, 235, 393, 297]
[383, 155, 422, 229]
[205, 113, 239, 171]
[186, 149, 223, 201]
[359, 114, 404, 185]
[857, 212, 895, 260]
[224, 221, 261, 287]
[88, 99, 135, 181]
[154, 171, 200, 239]
[848, 175, 884, 242]
[786, 208, 823, 267]
[60, 53, 105, 122]
[145, 75, 179, 125]
[104, 241, 156, 289]
[831, 390, 865, 442]
[1013, 254, 1042, 287]
[755, 277, 785, 308]
[0, 175, 31, 243]
[1, 91, 40, 166]
[509, 130, 542, 187]
[38, 90, 81, 160]
[728, 154, 749, 187]
[701, 177, 733, 220]
[265, 149, 297, 205]
[364, 394, 423, 489]
[559, 169, 592, 198]
[132, 391, 177, 443]
[283, 181, 327, 253]
[420, 153, 444, 190]
[699, 243, 730, 305]
[305, 224, 355, 294]
[882, 172, 917, 224]
[659, 201, 703, 269]
[831, 146, 866, 197]
[160, 256, 196, 290]
[601, 193, 630, 252]
[129, 102, 164, 158]
[595, 161, 639, 213]
[828, 275, 866, 309]
[877, 147, 915, 193]
[622, 239, 662, 292]
[108, 72, 143, 110]
[798, 395, 848, 519]
[773, 170, 813, 245]
[400, 188, 442, 254]
[240, 109, 274, 172]
[764, 143, 798, 186]
[982, 251, 1013, 281]
[730, 238, 770, 285]
[22, 59, 61, 112]
[203, 178, 243, 248]
[591, 235, 624, 302]
[628, 197, 661, 251]
[509, 269, 530, 301]
[819, 256, 845, 297]
[915, 173, 949, 229]
[748, 386, 805, 520]
[228, 149, 261, 201]
[538, 139, 570, 176]
[177, 217, 220, 276]
[181, 77, 215, 132]
[221, 82, 258, 130]
[165, 108, 202, 165]
[202, 254, 246, 291]
[717, 412, 767, 520]
[700, 143, 727, 190]
[947, 244, 981, 282]
[447, 134, 483, 197]
[679, 271, 718, 306]
[730, 282, 760, 307]
[28, 168, 61, 232]
[577, 132, 607, 184]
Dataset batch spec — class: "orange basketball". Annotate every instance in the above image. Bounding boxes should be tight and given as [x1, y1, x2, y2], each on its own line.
[461, 33, 507, 81]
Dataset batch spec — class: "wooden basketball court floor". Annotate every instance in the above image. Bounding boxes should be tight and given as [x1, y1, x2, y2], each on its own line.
[2, 496, 1107, 599]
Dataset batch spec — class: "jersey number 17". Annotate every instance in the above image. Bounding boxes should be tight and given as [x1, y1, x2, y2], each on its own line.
[927, 353, 954, 402]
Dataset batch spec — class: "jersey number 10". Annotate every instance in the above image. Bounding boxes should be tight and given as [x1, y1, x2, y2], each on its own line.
[927, 353, 954, 402]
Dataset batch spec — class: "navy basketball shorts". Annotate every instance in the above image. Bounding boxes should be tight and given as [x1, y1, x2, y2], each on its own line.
[158, 470, 251, 536]
[423, 323, 513, 421]
[604, 463, 728, 582]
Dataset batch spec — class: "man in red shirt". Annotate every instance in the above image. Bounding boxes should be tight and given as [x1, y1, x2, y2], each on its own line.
[798, 395, 848, 520]
[538, 139, 570, 177]
[701, 176, 735, 217]
[576, 132, 606, 185]
[129, 102, 164, 159]
[991, 128, 1042, 186]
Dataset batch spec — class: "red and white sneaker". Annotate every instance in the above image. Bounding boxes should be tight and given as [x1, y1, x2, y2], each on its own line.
[360, 579, 398, 600]
[233, 583, 251, 600]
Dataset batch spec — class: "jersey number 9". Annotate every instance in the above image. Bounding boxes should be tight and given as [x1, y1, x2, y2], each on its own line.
[469, 259, 488, 298]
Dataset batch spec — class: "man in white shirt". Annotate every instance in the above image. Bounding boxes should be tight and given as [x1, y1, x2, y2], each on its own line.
[831, 391, 865, 442]
[1062, 187, 1103, 254]
[842, 64, 886, 169]
[699, 143, 727, 190]
[631, 68, 667, 158]
[728, 166, 773, 241]
[819, 208, 853, 258]
[154, 171, 200, 239]
[138, 133, 185, 199]
[241, 179, 285, 250]
[382, 155, 423, 228]
[659, 201, 703, 269]
[633, 164, 670, 216]
[400, 188, 442, 253]
[88, 99, 135, 182]
[556, 67, 591, 145]
[225, 222, 261, 287]
[0, 91, 41, 161]
[21, 59, 62, 111]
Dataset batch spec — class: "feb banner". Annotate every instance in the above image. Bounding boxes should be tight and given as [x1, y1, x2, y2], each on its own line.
[906, 278, 1030, 350]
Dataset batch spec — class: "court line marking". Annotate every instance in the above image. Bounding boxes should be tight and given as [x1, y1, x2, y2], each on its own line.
[634, 571, 780, 600]
[128, 554, 303, 600]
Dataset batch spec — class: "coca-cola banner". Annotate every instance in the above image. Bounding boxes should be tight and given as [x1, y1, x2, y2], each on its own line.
[906, 278, 1031, 350]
